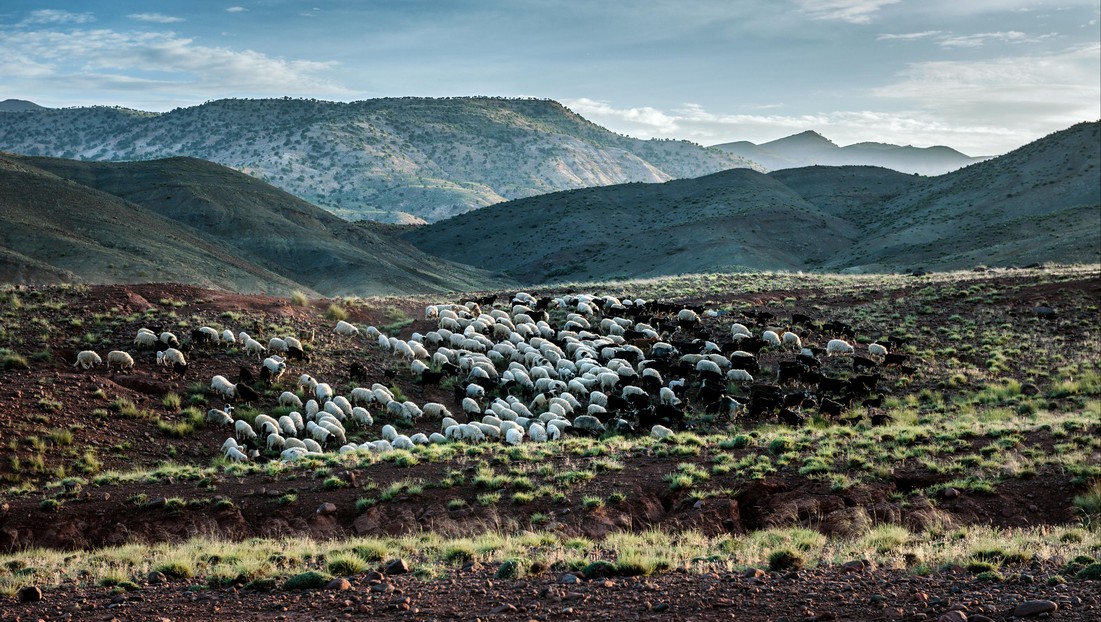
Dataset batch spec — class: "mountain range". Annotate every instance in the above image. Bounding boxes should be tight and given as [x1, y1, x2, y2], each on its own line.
[405, 121, 1100, 282]
[712, 130, 987, 176]
[0, 154, 511, 295]
[0, 97, 757, 224]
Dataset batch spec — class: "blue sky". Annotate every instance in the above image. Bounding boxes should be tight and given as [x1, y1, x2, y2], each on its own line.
[0, 1, 1097, 155]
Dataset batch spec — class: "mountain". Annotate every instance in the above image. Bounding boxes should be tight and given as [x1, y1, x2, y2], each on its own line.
[404, 168, 859, 284]
[828, 120, 1101, 272]
[0, 154, 512, 295]
[713, 130, 986, 175]
[407, 121, 1100, 281]
[0, 99, 46, 112]
[0, 97, 758, 223]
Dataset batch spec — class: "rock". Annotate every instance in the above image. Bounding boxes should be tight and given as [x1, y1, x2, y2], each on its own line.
[1021, 383, 1040, 396]
[942, 487, 961, 499]
[491, 604, 518, 614]
[937, 612, 967, 622]
[326, 578, 351, 590]
[1013, 600, 1057, 617]
[370, 583, 394, 594]
[1032, 306, 1057, 319]
[970, 616, 994, 622]
[384, 558, 409, 575]
[841, 559, 871, 573]
[744, 567, 766, 578]
[364, 570, 384, 583]
[146, 571, 167, 584]
[316, 502, 338, 515]
[559, 573, 580, 584]
[17, 586, 42, 602]
[653, 603, 669, 612]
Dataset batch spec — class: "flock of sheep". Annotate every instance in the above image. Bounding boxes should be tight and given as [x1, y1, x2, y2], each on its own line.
[71, 291, 910, 465]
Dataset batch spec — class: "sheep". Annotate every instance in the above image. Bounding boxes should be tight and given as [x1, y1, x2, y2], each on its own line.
[278, 391, 303, 409]
[162, 348, 186, 367]
[234, 419, 257, 442]
[731, 323, 752, 339]
[106, 350, 134, 371]
[134, 329, 158, 347]
[332, 395, 353, 417]
[350, 387, 373, 404]
[352, 407, 374, 426]
[306, 421, 331, 444]
[315, 383, 334, 403]
[207, 408, 234, 426]
[827, 339, 855, 356]
[235, 382, 260, 404]
[323, 401, 347, 420]
[302, 438, 324, 453]
[280, 447, 308, 462]
[244, 338, 267, 359]
[429, 432, 447, 444]
[278, 415, 298, 437]
[220, 437, 241, 453]
[422, 403, 451, 420]
[391, 435, 415, 450]
[334, 320, 360, 337]
[726, 369, 754, 383]
[221, 330, 236, 346]
[782, 331, 802, 350]
[573, 415, 605, 436]
[266, 432, 285, 451]
[528, 422, 548, 442]
[651, 424, 674, 440]
[868, 343, 889, 359]
[73, 350, 102, 370]
[762, 330, 782, 348]
[211, 375, 236, 399]
[267, 337, 289, 354]
[159, 332, 179, 348]
[381, 424, 399, 441]
[195, 326, 220, 344]
[224, 446, 249, 462]
[262, 357, 287, 380]
[505, 427, 524, 445]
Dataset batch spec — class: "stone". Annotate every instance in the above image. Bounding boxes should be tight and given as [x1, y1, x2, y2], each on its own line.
[326, 578, 351, 590]
[559, 573, 580, 584]
[1013, 600, 1057, 617]
[491, 604, 518, 614]
[744, 567, 766, 578]
[17, 586, 42, 602]
[937, 612, 967, 622]
[316, 502, 338, 515]
[653, 603, 669, 612]
[841, 559, 870, 573]
[970, 616, 994, 622]
[1021, 383, 1040, 396]
[370, 583, 394, 594]
[384, 558, 410, 575]
[146, 571, 167, 584]
[942, 488, 961, 499]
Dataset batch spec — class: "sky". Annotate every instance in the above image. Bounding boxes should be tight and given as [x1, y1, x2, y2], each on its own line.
[0, 1, 1098, 156]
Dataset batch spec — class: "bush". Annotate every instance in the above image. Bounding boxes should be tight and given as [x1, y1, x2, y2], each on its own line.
[966, 560, 997, 574]
[581, 560, 617, 579]
[975, 570, 1004, 582]
[290, 291, 309, 307]
[1077, 563, 1101, 581]
[328, 555, 367, 576]
[495, 558, 528, 579]
[284, 570, 333, 590]
[767, 549, 804, 571]
[155, 560, 195, 579]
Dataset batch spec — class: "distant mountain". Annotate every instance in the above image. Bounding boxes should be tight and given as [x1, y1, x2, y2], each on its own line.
[0, 154, 512, 295]
[407, 121, 1099, 281]
[713, 130, 986, 175]
[0, 99, 45, 112]
[0, 97, 758, 223]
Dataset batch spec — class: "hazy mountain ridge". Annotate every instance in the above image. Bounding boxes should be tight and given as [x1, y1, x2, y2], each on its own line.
[0, 97, 757, 223]
[713, 129, 987, 175]
[407, 121, 1100, 282]
[0, 154, 513, 295]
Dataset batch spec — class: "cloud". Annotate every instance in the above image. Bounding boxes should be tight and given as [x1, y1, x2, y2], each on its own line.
[938, 31, 1030, 48]
[794, 0, 900, 24]
[563, 98, 680, 134]
[226, 6, 247, 13]
[877, 31, 942, 41]
[19, 9, 94, 25]
[0, 27, 354, 102]
[127, 13, 185, 24]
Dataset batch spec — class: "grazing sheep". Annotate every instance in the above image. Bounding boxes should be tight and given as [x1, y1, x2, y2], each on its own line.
[726, 369, 754, 383]
[827, 339, 855, 356]
[352, 407, 374, 426]
[162, 348, 186, 367]
[391, 435, 415, 450]
[221, 330, 236, 346]
[134, 329, 158, 347]
[267, 337, 289, 353]
[234, 419, 257, 442]
[302, 438, 324, 453]
[573, 415, 606, 436]
[244, 338, 267, 359]
[224, 446, 249, 462]
[782, 331, 802, 350]
[277, 415, 298, 437]
[280, 447, 308, 462]
[194, 326, 220, 344]
[651, 425, 674, 440]
[262, 357, 287, 380]
[266, 432, 285, 451]
[350, 387, 373, 404]
[106, 350, 135, 371]
[381, 424, 398, 441]
[159, 332, 179, 347]
[234, 383, 259, 405]
[762, 330, 782, 348]
[278, 391, 303, 409]
[211, 375, 236, 399]
[73, 350, 102, 370]
[315, 383, 334, 403]
[334, 320, 360, 337]
[207, 408, 234, 426]
[868, 343, 888, 359]
[731, 323, 752, 339]
[505, 427, 524, 445]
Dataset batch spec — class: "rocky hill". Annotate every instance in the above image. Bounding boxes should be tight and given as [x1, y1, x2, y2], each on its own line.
[407, 121, 1100, 281]
[0, 154, 512, 295]
[0, 97, 757, 223]
[713, 130, 987, 175]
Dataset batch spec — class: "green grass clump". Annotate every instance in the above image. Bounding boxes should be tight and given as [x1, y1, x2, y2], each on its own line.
[1077, 563, 1101, 580]
[975, 570, 1004, 582]
[495, 558, 528, 579]
[154, 559, 195, 579]
[322, 477, 346, 490]
[284, 570, 333, 590]
[767, 549, 804, 571]
[0, 351, 29, 370]
[327, 555, 368, 576]
[289, 291, 309, 307]
[325, 304, 348, 321]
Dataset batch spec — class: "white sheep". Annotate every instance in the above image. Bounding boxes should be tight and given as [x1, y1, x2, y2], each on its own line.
[391, 435, 415, 450]
[278, 415, 298, 437]
[334, 320, 360, 337]
[234, 419, 257, 442]
[134, 329, 158, 347]
[211, 375, 236, 399]
[162, 348, 186, 367]
[278, 391, 303, 409]
[659, 387, 680, 406]
[159, 332, 179, 347]
[221, 330, 236, 346]
[650, 424, 674, 440]
[262, 357, 287, 379]
[352, 407, 374, 426]
[782, 331, 802, 350]
[244, 338, 267, 359]
[762, 330, 782, 348]
[73, 350, 102, 370]
[381, 424, 398, 441]
[302, 438, 323, 453]
[284, 437, 308, 450]
[280, 447, 308, 462]
[267, 337, 289, 353]
[528, 422, 548, 442]
[731, 323, 752, 339]
[827, 339, 855, 356]
[727, 369, 754, 383]
[224, 446, 248, 462]
[106, 350, 134, 371]
[695, 359, 722, 376]
[505, 427, 524, 445]
[332, 395, 353, 417]
[315, 383, 334, 403]
[868, 343, 888, 359]
[266, 432, 285, 451]
[207, 408, 234, 426]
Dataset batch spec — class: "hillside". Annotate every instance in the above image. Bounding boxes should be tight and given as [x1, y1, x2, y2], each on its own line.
[404, 168, 859, 283]
[831, 120, 1101, 272]
[0, 97, 757, 223]
[714, 130, 987, 175]
[408, 121, 1100, 281]
[0, 155, 512, 295]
